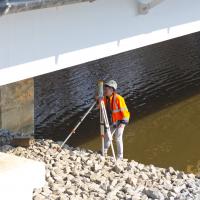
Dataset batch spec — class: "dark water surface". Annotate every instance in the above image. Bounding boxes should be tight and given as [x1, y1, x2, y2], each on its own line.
[35, 32, 200, 173]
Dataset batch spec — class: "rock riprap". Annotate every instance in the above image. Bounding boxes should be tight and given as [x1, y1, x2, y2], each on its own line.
[0, 129, 15, 147]
[1, 140, 200, 200]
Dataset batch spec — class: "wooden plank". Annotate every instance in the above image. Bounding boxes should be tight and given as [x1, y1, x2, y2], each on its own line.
[10, 136, 35, 147]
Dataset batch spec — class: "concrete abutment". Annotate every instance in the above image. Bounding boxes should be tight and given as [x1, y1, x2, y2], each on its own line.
[0, 79, 34, 135]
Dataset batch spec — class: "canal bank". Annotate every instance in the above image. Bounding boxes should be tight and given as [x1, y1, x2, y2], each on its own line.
[1, 139, 200, 200]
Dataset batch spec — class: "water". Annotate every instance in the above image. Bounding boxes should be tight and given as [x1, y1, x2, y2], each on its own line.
[35, 31, 200, 173]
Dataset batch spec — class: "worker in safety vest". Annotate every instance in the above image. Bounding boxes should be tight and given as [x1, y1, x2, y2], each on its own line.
[103, 80, 130, 159]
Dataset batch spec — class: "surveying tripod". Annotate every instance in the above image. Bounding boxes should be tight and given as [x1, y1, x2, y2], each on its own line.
[60, 81, 116, 161]
[98, 81, 116, 162]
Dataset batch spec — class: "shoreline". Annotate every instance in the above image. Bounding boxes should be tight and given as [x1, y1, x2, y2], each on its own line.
[1, 139, 200, 200]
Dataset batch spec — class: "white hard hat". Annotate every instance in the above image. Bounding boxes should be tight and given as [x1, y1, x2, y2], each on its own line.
[105, 80, 117, 90]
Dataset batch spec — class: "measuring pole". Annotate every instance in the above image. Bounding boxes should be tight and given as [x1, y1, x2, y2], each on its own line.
[98, 81, 105, 156]
[60, 101, 96, 149]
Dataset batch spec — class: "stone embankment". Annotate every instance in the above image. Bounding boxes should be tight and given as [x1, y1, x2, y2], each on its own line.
[1, 138, 200, 200]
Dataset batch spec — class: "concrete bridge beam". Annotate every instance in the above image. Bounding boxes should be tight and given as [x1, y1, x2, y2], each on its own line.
[0, 0, 200, 86]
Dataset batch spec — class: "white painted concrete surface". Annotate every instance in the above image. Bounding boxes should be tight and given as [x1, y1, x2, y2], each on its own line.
[0, 0, 200, 85]
[0, 152, 45, 200]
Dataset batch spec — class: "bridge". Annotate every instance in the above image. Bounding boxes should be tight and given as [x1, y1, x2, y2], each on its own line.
[0, 0, 200, 86]
[3, 1, 200, 196]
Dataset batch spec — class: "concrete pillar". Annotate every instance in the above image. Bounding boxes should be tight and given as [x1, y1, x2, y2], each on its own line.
[0, 78, 34, 134]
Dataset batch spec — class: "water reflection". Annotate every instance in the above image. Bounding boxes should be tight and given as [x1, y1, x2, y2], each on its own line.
[124, 93, 200, 171]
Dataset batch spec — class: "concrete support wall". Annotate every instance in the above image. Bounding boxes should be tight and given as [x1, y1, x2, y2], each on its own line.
[0, 79, 34, 134]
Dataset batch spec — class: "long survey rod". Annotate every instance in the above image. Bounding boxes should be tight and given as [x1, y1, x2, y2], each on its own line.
[60, 101, 96, 149]
[98, 81, 105, 156]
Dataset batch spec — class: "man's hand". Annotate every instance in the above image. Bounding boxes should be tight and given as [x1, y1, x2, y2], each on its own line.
[118, 123, 124, 128]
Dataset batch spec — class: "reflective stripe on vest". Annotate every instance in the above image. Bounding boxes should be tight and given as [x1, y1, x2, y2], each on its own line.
[112, 107, 128, 113]
[122, 117, 129, 121]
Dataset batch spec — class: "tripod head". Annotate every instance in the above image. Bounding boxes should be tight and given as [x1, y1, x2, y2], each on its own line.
[98, 80, 104, 100]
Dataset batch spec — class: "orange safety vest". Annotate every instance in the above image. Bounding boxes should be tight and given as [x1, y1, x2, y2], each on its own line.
[104, 93, 130, 125]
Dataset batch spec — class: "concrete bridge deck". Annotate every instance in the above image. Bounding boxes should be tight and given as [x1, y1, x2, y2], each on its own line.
[0, 0, 200, 86]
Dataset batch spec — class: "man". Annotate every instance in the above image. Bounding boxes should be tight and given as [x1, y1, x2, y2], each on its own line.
[102, 80, 130, 159]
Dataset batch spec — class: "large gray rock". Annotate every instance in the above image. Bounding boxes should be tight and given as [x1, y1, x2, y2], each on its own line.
[144, 188, 165, 200]
[5, 139, 200, 200]
[113, 164, 124, 173]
